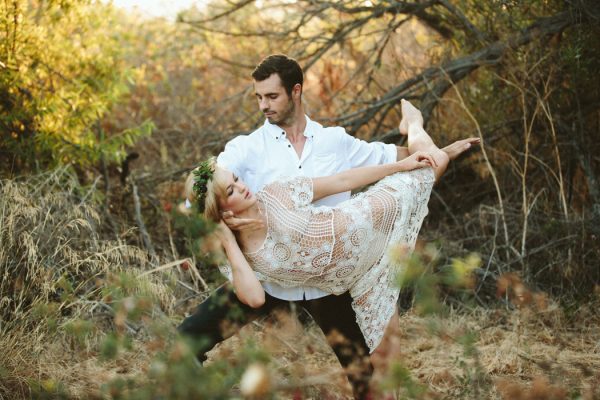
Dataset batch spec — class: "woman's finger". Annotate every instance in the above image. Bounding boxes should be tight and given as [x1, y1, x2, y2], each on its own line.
[417, 155, 432, 166]
[418, 153, 435, 167]
[427, 154, 437, 167]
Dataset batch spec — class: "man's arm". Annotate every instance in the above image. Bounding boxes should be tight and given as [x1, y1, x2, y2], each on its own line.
[396, 146, 410, 161]
[341, 129, 398, 168]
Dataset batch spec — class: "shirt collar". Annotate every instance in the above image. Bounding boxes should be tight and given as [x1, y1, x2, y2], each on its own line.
[263, 115, 317, 139]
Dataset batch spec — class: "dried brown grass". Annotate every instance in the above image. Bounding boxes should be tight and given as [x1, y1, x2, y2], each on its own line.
[208, 303, 600, 399]
[0, 168, 174, 399]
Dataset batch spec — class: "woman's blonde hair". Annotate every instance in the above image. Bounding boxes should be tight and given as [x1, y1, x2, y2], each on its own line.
[184, 157, 224, 222]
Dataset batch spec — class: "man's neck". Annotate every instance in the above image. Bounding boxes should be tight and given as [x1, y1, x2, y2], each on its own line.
[279, 106, 307, 142]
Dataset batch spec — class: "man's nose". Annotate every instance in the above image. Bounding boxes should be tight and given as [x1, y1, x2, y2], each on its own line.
[259, 98, 269, 110]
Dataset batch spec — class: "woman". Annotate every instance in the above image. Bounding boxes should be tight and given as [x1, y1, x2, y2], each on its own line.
[186, 100, 448, 352]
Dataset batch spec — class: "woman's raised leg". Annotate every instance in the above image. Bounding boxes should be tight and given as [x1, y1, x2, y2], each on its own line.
[399, 99, 449, 181]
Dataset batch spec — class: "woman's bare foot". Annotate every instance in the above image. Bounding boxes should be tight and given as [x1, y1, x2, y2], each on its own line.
[441, 137, 481, 160]
[399, 99, 424, 135]
[398, 98, 479, 164]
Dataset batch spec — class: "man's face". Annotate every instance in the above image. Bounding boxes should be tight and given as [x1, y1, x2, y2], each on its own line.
[254, 73, 295, 126]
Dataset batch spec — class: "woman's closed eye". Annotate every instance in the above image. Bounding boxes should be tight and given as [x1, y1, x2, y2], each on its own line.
[227, 175, 239, 196]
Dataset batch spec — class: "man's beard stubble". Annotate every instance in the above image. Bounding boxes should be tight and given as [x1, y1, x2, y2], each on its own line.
[268, 98, 295, 127]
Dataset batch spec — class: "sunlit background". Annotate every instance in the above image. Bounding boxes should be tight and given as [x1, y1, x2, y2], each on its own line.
[108, 0, 205, 20]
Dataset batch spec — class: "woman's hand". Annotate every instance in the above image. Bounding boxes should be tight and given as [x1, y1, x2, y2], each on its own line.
[222, 210, 264, 232]
[215, 220, 237, 250]
[398, 151, 437, 171]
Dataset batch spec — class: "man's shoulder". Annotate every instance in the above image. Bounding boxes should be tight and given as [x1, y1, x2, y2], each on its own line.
[248, 123, 271, 138]
[310, 119, 348, 141]
[234, 124, 268, 139]
[223, 125, 268, 148]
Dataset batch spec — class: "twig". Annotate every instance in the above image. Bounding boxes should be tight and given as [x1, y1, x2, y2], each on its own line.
[131, 179, 158, 264]
[177, 279, 202, 296]
[444, 74, 512, 261]
[251, 321, 300, 356]
[82, 300, 139, 335]
[138, 258, 191, 277]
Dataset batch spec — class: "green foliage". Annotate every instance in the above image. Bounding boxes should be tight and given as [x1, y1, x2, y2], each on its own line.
[383, 247, 488, 398]
[27, 378, 69, 400]
[0, 0, 153, 173]
[382, 363, 428, 398]
[395, 244, 481, 315]
[64, 318, 95, 346]
[99, 332, 272, 399]
[453, 331, 489, 399]
[172, 209, 226, 283]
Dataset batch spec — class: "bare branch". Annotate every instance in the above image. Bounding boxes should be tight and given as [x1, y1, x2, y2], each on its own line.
[335, 10, 577, 135]
[178, 0, 254, 24]
[438, 0, 487, 42]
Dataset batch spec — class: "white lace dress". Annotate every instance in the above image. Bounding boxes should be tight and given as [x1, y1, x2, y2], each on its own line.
[242, 168, 435, 352]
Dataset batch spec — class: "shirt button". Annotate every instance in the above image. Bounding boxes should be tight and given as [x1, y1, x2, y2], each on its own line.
[298, 166, 302, 169]
[288, 145, 291, 148]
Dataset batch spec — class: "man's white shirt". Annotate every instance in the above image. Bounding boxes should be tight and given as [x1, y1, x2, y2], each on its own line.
[217, 115, 397, 300]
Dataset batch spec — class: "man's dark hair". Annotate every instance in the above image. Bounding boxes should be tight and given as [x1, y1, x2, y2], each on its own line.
[252, 54, 303, 96]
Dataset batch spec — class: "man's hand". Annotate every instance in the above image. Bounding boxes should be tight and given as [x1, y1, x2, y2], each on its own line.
[222, 210, 264, 232]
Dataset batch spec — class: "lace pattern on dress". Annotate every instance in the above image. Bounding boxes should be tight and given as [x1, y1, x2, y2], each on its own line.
[243, 169, 435, 352]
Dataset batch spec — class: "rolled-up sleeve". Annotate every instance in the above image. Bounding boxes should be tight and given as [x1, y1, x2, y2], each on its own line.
[338, 128, 397, 167]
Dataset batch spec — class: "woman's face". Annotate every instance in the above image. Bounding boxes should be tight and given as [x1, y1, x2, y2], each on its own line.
[215, 167, 256, 215]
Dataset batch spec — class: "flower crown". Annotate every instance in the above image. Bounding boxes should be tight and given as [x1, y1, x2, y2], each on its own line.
[192, 160, 214, 213]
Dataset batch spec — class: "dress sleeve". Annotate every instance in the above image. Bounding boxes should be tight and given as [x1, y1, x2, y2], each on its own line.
[261, 176, 313, 209]
[218, 263, 267, 283]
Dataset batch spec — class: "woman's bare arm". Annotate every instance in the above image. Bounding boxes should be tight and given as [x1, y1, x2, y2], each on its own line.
[216, 222, 265, 308]
[312, 151, 436, 202]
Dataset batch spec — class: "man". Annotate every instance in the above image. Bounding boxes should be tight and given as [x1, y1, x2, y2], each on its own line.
[179, 54, 478, 399]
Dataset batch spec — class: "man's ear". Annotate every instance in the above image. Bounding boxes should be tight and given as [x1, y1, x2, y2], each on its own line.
[292, 83, 302, 99]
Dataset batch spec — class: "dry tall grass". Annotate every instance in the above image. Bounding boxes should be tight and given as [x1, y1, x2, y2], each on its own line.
[0, 167, 175, 399]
